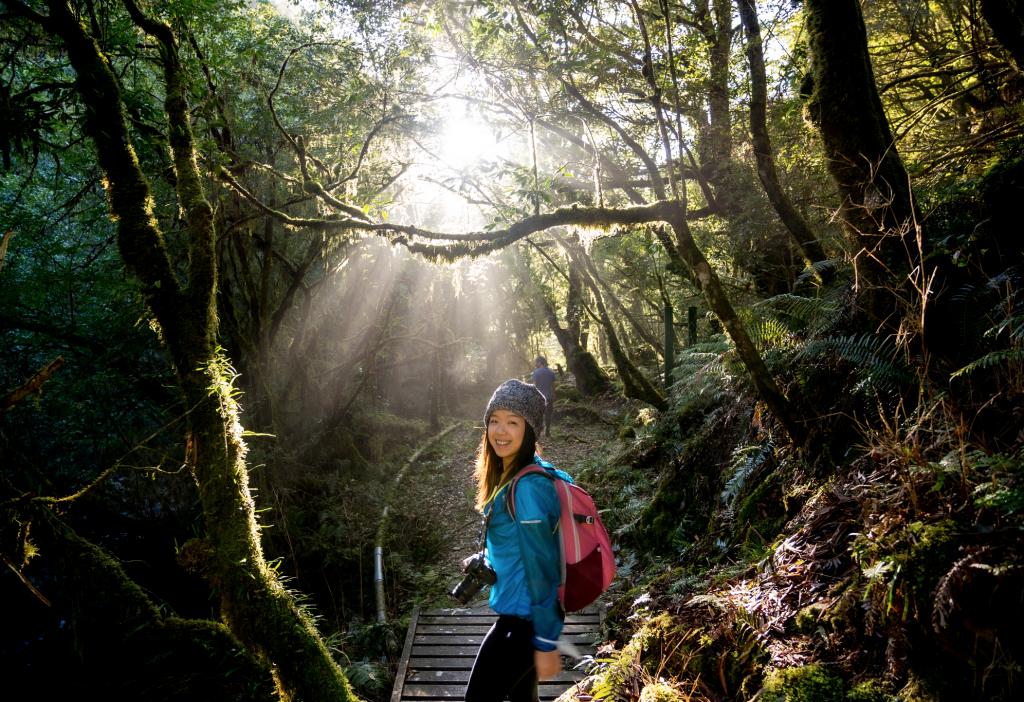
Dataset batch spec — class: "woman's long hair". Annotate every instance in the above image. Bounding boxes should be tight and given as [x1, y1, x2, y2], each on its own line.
[474, 422, 539, 512]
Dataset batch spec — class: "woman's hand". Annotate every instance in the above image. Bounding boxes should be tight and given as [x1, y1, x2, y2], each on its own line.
[534, 648, 562, 681]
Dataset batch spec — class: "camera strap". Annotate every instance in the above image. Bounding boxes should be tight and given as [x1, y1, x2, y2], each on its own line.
[477, 498, 494, 553]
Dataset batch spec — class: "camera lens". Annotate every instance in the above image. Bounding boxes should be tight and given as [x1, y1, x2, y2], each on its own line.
[449, 575, 484, 605]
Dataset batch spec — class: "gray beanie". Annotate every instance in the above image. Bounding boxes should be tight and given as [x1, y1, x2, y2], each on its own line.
[484, 379, 547, 439]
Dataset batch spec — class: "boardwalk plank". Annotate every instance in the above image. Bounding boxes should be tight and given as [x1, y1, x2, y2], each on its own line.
[396, 605, 603, 702]
[411, 644, 598, 657]
[421, 608, 598, 617]
[407, 658, 475, 671]
[416, 624, 596, 634]
[401, 683, 572, 700]
[390, 607, 420, 702]
[417, 615, 599, 624]
[405, 670, 584, 684]
[414, 633, 597, 646]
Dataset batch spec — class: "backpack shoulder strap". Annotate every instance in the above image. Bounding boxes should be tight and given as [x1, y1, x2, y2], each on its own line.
[508, 465, 556, 520]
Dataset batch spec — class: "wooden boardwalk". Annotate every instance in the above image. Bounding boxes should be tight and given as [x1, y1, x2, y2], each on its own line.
[391, 606, 602, 701]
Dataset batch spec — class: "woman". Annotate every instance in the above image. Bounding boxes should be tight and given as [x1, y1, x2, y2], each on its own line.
[464, 379, 573, 702]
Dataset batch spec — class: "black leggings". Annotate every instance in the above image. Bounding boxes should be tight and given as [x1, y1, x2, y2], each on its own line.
[465, 615, 538, 702]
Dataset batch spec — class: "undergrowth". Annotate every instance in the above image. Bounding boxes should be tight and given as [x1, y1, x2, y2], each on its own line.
[557, 261, 1024, 702]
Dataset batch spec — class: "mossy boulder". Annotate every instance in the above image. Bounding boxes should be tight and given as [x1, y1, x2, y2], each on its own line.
[557, 400, 602, 423]
[619, 425, 637, 440]
[761, 665, 844, 702]
[556, 382, 582, 403]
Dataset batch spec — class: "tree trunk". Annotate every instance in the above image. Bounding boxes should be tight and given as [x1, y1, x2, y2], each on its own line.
[696, 0, 736, 201]
[556, 235, 667, 410]
[737, 0, 827, 267]
[663, 209, 807, 444]
[590, 257, 664, 356]
[32, 3, 360, 700]
[803, 0, 916, 327]
[567, 261, 585, 346]
[513, 245, 610, 396]
[980, 0, 1024, 70]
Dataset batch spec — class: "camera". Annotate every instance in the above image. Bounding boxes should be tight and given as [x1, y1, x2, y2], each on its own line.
[449, 552, 497, 605]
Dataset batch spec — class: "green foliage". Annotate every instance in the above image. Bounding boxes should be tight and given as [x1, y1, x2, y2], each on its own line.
[669, 335, 734, 426]
[795, 333, 915, 395]
[761, 665, 845, 702]
[721, 441, 773, 506]
[847, 680, 893, 702]
[754, 289, 846, 338]
[970, 451, 1024, 516]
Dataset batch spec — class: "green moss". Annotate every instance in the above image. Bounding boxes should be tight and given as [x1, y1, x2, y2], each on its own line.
[639, 683, 683, 702]
[558, 400, 602, 423]
[790, 603, 827, 634]
[761, 665, 845, 702]
[556, 382, 582, 403]
[847, 680, 893, 702]
[902, 520, 960, 598]
[619, 425, 637, 440]
[737, 474, 785, 543]
[897, 673, 942, 702]
[676, 402, 707, 433]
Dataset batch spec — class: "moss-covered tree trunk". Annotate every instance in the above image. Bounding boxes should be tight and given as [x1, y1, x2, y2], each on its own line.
[18, 2, 360, 700]
[803, 0, 916, 326]
[513, 245, 610, 396]
[738, 0, 826, 267]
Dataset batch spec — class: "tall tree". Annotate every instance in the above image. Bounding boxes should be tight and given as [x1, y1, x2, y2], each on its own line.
[737, 0, 826, 267]
[0, 1, 359, 699]
[803, 0, 916, 326]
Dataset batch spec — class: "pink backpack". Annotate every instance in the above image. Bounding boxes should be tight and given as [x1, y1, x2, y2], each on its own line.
[509, 465, 616, 612]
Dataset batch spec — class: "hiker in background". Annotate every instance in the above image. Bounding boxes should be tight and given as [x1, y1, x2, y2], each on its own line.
[531, 356, 555, 438]
[463, 379, 569, 702]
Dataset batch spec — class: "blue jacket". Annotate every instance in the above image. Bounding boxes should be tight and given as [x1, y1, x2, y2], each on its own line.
[483, 457, 573, 651]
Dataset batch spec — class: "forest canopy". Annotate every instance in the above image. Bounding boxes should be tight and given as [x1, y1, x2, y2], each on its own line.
[1, 0, 1023, 701]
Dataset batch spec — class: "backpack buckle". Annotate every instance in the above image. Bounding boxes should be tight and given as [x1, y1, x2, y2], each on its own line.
[573, 514, 594, 524]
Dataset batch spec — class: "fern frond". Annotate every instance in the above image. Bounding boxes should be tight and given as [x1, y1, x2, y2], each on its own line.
[952, 347, 1024, 377]
[755, 293, 846, 336]
[749, 317, 792, 351]
[795, 258, 851, 286]
[796, 333, 915, 391]
[720, 441, 773, 506]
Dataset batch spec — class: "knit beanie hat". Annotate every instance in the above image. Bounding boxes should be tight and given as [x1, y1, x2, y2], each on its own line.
[484, 379, 547, 439]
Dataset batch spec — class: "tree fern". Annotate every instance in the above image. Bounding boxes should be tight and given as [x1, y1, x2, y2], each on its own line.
[947, 264, 1024, 357]
[749, 317, 794, 352]
[669, 335, 734, 412]
[796, 333, 915, 393]
[754, 289, 847, 337]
